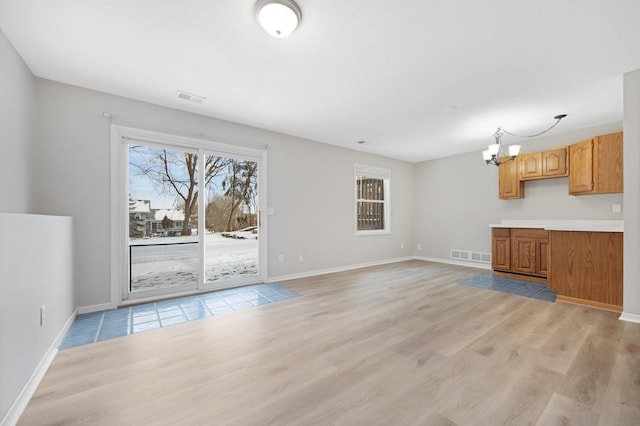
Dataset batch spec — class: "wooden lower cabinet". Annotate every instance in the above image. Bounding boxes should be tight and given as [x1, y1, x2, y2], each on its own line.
[492, 227, 623, 310]
[511, 228, 549, 277]
[491, 228, 548, 277]
[491, 228, 511, 271]
[537, 240, 549, 276]
[548, 231, 623, 308]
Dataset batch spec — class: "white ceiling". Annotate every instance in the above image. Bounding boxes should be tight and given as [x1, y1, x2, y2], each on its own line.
[1, 0, 640, 162]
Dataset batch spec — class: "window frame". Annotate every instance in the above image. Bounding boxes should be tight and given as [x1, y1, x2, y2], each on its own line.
[354, 163, 391, 236]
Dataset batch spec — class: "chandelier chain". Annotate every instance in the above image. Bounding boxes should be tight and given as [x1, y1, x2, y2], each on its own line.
[499, 114, 566, 138]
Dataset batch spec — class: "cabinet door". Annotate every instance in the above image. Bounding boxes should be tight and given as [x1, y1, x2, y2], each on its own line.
[518, 152, 543, 180]
[536, 239, 549, 276]
[492, 237, 511, 271]
[596, 132, 623, 193]
[569, 138, 595, 194]
[498, 158, 524, 199]
[542, 148, 568, 177]
[512, 237, 536, 275]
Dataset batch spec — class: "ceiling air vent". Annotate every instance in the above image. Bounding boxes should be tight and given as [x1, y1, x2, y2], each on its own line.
[176, 90, 206, 104]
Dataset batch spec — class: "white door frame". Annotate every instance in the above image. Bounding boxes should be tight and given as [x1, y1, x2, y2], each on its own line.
[110, 124, 268, 307]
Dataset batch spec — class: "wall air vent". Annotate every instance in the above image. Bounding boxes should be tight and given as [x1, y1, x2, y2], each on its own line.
[451, 249, 491, 264]
[176, 90, 207, 104]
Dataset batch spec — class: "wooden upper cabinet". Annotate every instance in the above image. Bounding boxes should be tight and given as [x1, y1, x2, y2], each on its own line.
[596, 132, 623, 193]
[569, 132, 623, 195]
[518, 152, 542, 180]
[542, 147, 568, 177]
[518, 148, 567, 181]
[569, 138, 595, 193]
[498, 158, 524, 199]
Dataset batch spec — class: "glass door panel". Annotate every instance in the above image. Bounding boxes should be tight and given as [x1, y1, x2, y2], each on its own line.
[204, 155, 259, 284]
[128, 144, 199, 293]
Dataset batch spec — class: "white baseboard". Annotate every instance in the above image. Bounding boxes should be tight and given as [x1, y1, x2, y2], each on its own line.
[415, 256, 492, 270]
[1, 309, 77, 426]
[268, 256, 415, 283]
[78, 302, 112, 314]
[619, 312, 640, 324]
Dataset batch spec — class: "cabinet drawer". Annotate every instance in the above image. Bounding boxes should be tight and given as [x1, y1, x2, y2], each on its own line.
[492, 228, 511, 238]
[511, 228, 548, 240]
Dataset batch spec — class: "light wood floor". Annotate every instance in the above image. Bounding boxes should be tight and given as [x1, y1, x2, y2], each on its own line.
[19, 260, 640, 425]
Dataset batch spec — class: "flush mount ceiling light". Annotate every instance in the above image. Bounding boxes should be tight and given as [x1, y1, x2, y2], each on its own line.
[482, 114, 567, 167]
[255, 0, 302, 38]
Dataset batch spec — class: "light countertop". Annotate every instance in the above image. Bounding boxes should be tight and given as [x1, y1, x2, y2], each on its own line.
[489, 220, 623, 232]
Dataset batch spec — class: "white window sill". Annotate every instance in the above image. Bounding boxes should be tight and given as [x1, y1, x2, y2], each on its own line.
[355, 229, 391, 236]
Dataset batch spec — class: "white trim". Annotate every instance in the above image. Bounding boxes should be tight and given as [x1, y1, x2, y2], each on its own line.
[268, 256, 414, 282]
[0, 309, 76, 426]
[267, 255, 493, 283]
[414, 256, 493, 270]
[619, 312, 640, 323]
[110, 127, 124, 309]
[77, 303, 113, 315]
[354, 163, 391, 180]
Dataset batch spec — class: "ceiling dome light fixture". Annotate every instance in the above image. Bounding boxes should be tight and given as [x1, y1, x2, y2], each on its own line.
[255, 0, 302, 38]
[483, 114, 567, 167]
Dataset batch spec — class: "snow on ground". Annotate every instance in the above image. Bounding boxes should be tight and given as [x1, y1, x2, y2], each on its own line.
[129, 233, 258, 291]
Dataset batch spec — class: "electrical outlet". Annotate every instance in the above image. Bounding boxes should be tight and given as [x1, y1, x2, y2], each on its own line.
[417, 243, 422, 250]
[612, 204, 622, 214]
[278, 254, 285, 263]
[298, 254, 304, 263]
[40, 305, 46, 326]
[400, 242, 405, 249]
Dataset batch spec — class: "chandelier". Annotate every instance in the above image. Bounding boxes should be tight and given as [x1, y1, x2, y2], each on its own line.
[482, 114, 567, 166]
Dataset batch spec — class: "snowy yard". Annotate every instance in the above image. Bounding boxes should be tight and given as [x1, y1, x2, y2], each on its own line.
[129, 232, 258, 291]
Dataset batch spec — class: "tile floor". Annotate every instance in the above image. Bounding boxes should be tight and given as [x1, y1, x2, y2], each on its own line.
[61, 283, 300, 349]
[459, 273, 557, 302]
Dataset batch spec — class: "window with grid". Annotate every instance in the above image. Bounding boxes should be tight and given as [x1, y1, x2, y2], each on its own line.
[355, 164, 390, 235]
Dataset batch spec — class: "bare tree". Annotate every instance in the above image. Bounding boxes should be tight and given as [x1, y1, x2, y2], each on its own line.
[222, 160, 258, 231]
[130, 146, 230, 235]
[205, 195, 234, 232]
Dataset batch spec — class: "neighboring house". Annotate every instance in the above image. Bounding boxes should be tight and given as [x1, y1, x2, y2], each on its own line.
[129, 199, 151, 238]
[129, 200, 186, 237]
[148, 208, 186, 236]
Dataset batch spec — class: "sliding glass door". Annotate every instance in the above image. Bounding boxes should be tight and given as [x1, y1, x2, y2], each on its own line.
[114, 126, 266, 303]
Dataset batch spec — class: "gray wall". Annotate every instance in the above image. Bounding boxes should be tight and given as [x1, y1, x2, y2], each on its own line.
[0, 214, 74, 424]
[414, 122, 624, 260]
[0, 29, 35, 213]
[0, 31, 75, 425]
[33, 79, 416, 308]
[623, 70, 640, 319]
